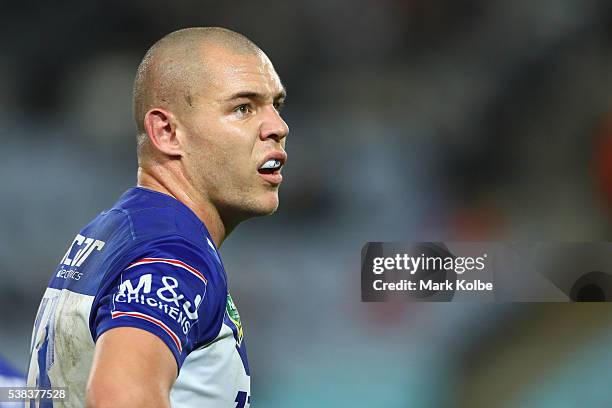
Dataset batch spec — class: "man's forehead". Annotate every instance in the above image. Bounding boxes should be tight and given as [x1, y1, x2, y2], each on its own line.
[199, 46, 284, 99]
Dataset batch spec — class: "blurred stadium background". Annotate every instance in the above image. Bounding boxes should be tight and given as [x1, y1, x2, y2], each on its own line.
[2, 0, 612, 406]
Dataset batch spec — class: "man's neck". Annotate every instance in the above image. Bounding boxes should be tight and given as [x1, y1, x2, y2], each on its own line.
[136, 166, 228, 248]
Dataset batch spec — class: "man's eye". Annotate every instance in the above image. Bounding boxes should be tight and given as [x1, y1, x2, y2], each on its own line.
[234, 104, 252, 116]
[273, 102, 284, 112]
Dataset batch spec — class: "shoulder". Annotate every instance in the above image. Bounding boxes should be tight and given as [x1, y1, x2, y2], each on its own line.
[123, 234, 225, 290]
[114, 187, 208, 244]
[61, 187, 218, 292]
[92, 234, 227, 365]
[91, 188, 228, 323]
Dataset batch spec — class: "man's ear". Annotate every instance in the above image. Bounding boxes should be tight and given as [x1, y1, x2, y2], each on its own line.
[143, 108, 183, 157]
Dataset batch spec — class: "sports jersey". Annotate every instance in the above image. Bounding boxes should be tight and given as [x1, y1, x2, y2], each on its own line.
[26, 187, 250, 407]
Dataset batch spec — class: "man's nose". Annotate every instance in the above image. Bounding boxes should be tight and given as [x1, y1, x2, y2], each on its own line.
[260, 106, 289, 142]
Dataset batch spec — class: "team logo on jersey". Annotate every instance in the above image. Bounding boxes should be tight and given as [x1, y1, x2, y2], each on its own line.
[226, 293, 243, 345]
[55, 234, 106, 281]
[113, 258, 208, 338]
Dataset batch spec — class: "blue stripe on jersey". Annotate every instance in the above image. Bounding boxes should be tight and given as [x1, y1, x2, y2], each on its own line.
[36, 330, 50, 389]
[223, 313, 250, 376]
[30, 297, 49, 355]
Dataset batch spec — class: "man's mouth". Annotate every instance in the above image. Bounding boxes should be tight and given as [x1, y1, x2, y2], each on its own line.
[258, 159, 282, 174]
[257, 154, 286, 185]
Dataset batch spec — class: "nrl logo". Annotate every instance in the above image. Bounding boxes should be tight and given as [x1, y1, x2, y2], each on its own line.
[226, 293, 243, 345]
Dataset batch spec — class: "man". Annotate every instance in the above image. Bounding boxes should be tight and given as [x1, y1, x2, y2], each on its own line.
[26, 27, 288, 408]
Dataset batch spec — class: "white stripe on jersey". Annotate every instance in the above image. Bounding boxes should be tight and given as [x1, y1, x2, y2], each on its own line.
[111, 310, 182, 352]
[126, 258, 208, 284]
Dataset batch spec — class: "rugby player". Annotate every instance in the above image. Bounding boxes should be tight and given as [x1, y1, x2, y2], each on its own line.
[26, 27, 288, 407]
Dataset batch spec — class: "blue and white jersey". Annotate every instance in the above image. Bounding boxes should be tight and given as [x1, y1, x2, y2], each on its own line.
[27, 187, 250, 407]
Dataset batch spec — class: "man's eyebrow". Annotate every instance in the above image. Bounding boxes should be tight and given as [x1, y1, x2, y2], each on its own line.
[225, 89, 287, 103]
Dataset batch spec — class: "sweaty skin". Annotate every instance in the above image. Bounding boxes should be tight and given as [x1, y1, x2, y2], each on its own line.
[86, 28, 288, 408]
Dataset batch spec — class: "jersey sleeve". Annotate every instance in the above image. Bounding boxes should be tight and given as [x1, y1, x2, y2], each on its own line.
[91, 235, 226, 369]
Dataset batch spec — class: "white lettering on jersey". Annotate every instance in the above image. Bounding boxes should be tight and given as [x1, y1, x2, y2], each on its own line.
[157, 276, 184, 306]
[72, 239, 105, 267]
[114, 274, 203, 336]
[60, 234, 105, 267]
[116, 274, 152, 301]
[183, 295, 202, 320]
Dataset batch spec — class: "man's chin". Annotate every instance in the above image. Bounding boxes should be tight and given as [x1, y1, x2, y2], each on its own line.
[241, 194, 280, 218]
[254, 197, 280, 216]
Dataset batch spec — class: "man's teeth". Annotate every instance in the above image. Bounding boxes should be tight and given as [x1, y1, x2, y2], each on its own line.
[260, 159, 281, 169]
